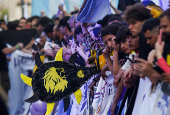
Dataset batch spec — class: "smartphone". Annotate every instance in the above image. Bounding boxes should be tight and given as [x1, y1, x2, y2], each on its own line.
[125, 56, 134, 63]
[125, 55, 138, 63]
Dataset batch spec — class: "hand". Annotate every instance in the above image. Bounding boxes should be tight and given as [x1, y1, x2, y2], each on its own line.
[111, 102, 116, 115]
[122, 67, 134, 87]
[59, 5, 64, 11]
[110, 55, 114, 61]
[30, 38, 35, 45]
[88, 81, 95, 96]
[155, 41, 165, 60]
[44, 49, 54, 57]
[17, 43, 24, 49]
[119, 59, 126, 67]
[101, 67, 108, 80]
[6, 57, 11, 62]
[134, 58, 154, 77]
[122, 72, 138, 88]
[73, 6, 79, 10]
[102, 47, 111, 59]
[76, 43, 84, 53]
[62, 44, 71, 60]
[162, 73, 170, 83]
[52, 46, 61, 56]
[32, 51, 37, 60]
[113, 68, 125, 87]
[155, 29, 164, 59]
[139, 73, 145, 80]
[68, 40, 75, 54]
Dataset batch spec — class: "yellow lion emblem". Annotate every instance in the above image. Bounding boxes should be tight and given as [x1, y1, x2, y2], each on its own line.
[43, 67, 68, 94]
[77, 70, 85, 78]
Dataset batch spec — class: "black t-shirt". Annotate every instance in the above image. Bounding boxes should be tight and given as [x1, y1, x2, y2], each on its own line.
[139, 34, 153, 60]
[0, 38, 8, 71]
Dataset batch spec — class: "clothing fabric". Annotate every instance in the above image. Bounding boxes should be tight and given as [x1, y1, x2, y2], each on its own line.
[139, 83, 161, 115]
[57, 97, 72, 115]
[158, 57, 170, 73]
[0, 38, 8, 72]
[125, 79, 140, 115]
[83, 33, 105, 52]
[132, 77, 152, 115]
[121, 52, 136, 70]
[152, 82, 170, 115]
[92, 71, 116, 115]
[77, 0, 111, 23]
[139, 34, 153, 60]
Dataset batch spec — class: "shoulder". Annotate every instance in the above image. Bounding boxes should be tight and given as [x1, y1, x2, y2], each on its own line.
[147, 49, 155, 63]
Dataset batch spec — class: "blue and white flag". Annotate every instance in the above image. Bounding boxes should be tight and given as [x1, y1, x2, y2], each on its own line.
[77, 0, 111, 23]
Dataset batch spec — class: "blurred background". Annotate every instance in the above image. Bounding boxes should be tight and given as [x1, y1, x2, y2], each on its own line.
[0, 0, 162, 22]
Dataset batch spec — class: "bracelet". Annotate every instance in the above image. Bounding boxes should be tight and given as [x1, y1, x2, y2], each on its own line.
[16, 45, 20, 49]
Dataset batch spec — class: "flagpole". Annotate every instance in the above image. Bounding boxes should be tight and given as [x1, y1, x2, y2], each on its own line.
[21, 0, 24, 17]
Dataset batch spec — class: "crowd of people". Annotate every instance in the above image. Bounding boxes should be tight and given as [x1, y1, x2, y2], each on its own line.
[0, 1, 170, 115]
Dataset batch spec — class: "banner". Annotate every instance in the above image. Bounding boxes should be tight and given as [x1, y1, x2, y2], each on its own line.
[152, 83, 170, 115]
[0, 29, 37, 46]
[92, 71, 115, 115]
[8, 50, 35, 115]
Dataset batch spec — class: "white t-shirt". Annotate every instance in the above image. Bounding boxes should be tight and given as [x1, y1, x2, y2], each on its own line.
[139, 83, 161, 115]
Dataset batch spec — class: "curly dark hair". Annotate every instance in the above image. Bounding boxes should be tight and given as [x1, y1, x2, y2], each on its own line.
[108, 14, 123, 23]
[124, 3, 153, 23]
[101, 24, 119, 38]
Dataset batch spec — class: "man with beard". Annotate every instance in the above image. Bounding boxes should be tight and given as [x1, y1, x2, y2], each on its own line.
[155, 8, 170, 94]
[160, 9, 170, 44]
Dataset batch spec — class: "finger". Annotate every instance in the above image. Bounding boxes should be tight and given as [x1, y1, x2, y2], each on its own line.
[158, 29, 162, 45]
[128, 70, 133, 79]
[136, 63, 144, 68]
[79, 42, 82, 46]
[119, 59, 123, 63]
[162, 41, 165, 47]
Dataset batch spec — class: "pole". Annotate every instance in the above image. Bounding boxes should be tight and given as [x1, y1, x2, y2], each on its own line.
[21, 0, 24, 17]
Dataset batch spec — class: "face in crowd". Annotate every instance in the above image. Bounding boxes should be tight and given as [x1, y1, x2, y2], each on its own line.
[120, 38, 131, 54]
[161, 16, 170, 43]
[128, 35, 139, 52]
[144, 29, 159, 48]
[59, 26, 67, 35]
[129, 19, 145, 36]
[19, 18, 27, 29]
[102, 34, 115, 50]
